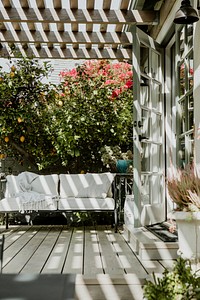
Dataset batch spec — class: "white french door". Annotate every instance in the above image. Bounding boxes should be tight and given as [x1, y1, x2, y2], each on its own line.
[132, 27, 165, 227]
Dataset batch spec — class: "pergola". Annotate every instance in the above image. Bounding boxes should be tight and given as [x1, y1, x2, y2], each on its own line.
[0, 0, 175, 61]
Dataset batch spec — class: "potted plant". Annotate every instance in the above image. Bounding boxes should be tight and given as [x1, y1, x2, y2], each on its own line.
[167, 164, 200, 260]
[100, 145, 133, 173]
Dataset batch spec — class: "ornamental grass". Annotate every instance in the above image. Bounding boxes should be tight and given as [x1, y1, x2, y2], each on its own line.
[167, 165, 200, 212]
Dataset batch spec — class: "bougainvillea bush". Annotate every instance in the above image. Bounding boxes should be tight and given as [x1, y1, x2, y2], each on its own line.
[49, 59, 133, 172]
[0, 58, 133, 172]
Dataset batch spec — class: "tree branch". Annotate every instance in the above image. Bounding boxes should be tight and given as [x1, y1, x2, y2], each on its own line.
[10, 140, 36, 166]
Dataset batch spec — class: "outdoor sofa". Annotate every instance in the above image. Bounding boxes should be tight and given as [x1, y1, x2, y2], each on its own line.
[0, 171, 117, 230]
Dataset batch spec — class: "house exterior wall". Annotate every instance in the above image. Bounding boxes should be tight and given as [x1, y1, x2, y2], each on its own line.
[194, 21, 200, 166]
[149, 0, 199, 218]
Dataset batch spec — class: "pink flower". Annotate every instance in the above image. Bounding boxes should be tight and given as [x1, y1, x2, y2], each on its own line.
[105, 80, 116, 85]
[119, 73, 126, 80]
[190, 68, 194, 75]
[69, 68, 78, 77]
[111, 89, 121, 98]
[59, 68, 78, 78]
[126, 71, 133, 77]
[124, 80, 133, 89]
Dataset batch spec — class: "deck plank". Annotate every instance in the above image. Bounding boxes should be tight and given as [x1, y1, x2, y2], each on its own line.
[96, 227, 125, 275]
[62, 227, 84, 274]
[84, 228, 104, 275]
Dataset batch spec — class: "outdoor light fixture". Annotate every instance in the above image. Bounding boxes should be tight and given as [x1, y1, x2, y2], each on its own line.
[173, 0, 199, 24]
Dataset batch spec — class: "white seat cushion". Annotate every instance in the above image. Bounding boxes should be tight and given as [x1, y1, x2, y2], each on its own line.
[0, 196, 57, 212]
[58, 197, 115, 211]
[0, 197, 21, 211]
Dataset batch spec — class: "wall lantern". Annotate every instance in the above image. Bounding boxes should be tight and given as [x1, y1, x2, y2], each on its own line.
[173, 0, 199, 24]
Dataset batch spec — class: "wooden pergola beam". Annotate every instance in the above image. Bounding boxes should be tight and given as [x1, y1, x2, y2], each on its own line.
[1, 0, 11, 8]
[0, 30, 132, 45]
[0, 8, 158, 25]
[0, 45, 132, 60]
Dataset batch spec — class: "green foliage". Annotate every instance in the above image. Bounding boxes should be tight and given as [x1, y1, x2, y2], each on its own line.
[0, 58, 133, 172]
[143, 256, 200, 300]
[0, 56, 58, 169]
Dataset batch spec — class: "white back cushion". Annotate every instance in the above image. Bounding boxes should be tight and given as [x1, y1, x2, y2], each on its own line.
[31, 174, 59, 195]
[60, 173, 115, 198]
[5, 174, 59, 197]
[5, 175, 20, 197]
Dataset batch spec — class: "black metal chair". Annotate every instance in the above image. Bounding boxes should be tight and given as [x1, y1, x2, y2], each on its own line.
[0, 234, 4, 273]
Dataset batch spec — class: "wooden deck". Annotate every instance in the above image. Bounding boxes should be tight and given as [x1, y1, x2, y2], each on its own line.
[0, 225, 175, 300]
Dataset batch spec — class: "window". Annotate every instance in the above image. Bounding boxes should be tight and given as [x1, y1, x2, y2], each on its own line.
[176, 25, 194, 167]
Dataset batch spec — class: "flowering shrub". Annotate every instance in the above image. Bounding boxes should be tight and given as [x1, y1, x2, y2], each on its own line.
[48, 60, 133, 172]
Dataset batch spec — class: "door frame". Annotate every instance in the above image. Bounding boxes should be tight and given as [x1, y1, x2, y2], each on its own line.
[132, 26, 166, 227]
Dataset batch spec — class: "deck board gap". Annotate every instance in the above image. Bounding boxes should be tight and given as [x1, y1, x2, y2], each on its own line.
[82, 226, 86, 275]
[60, 227, 74, 274]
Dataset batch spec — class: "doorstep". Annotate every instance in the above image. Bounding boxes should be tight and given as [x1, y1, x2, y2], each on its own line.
[123, 225, 179, 260]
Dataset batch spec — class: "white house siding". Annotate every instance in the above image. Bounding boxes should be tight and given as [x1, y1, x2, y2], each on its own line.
[194, 22, 200, 166]
[0, 58, 85, 85]
[48, 59, 85, 84]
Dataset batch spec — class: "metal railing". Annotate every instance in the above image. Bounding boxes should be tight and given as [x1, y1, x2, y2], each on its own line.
[114, 173, 133, 225]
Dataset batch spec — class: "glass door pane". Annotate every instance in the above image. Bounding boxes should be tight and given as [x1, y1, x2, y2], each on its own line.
[176, 24, 194, 166]
[135, 28, 165, 225]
